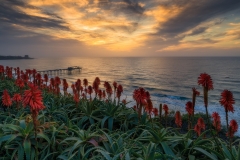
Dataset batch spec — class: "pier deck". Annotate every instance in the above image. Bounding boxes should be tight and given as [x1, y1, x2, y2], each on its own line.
[38, 66, 81, 74]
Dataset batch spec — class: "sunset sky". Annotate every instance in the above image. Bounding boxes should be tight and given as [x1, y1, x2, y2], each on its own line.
[1, 0, 240, 57]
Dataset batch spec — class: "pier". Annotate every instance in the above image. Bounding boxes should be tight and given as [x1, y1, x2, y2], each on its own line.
[38, 66, 82, 75]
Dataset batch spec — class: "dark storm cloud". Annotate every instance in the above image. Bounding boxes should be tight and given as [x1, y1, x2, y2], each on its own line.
[157, 0, 240, 37]
[189, 27, 208, 36]
[96, 0, 145, 16]
[0, 0, 68, 30]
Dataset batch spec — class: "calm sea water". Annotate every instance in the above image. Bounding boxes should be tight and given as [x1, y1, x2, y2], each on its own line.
[1, 57, 240, 134]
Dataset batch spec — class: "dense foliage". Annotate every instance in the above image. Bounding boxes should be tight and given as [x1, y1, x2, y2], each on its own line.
[0, 66, 240, 160]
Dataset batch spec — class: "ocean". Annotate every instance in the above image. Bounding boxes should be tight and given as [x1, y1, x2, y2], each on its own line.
[1, 57, 240, 134]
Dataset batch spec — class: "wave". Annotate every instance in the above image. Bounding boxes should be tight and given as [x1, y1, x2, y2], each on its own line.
[152, 93, 189, 101]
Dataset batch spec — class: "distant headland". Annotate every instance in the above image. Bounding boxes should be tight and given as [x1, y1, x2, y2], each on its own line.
[0, 55, 33, 60]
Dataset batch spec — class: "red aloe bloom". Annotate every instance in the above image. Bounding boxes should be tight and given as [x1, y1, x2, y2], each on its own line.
[44, 74, 48, 83]
[102, 90, 106, 99]
[198, 73, 213, 91]
[71, 84, 76, 94]
[0, 65, 4, 74]
[80, 86, 83, 93]
[194, 124, 201, 136]
[12, 93, 22, 102]
[83, 78, 88, 88]
[22, 83, 45, 113]
[73, 93, 79, 103]
[50, 78, 55, 88]
[113, 81, 117, 91]
[93, 80, 99, 96]
[95, 77, 100, 85]
[32, 69, 37, 76]
[7, 69, 12, 78]
[133, 105, 137, 111]
[82, 93, 86, 99]
[98, 90, 102, 99]
[175, 111, 182, 127]
[145, 99, 153, 114]
[133, 88, 147, 105]
[192, 88, 200, 96]
[122, 99, 127, 105]
[145, 91, 151, 100]
[185, 101, 193, 115]
[197, 117, 205, 130]
[15, 78, 25, 88]
[36, 73, 42, 86]
[104, 81, 112, 98]
[55, 76, 61, 86]
[21, 74, 29, 83]
[88, 85, 93, 96]
[227, 120, 238, 138]
[212, 112, 221, 132]
[36, 73, 41, 80]
[2, 90, 12, 107]
[75, 79, 81, 90]
[116, 84, 123, 98]
[220, 90, 235, 113]
[152, 108, 158, 116]
[192, 87, 200, 117]
[63, 79, 68, 94]
[163, 104, 169, 116]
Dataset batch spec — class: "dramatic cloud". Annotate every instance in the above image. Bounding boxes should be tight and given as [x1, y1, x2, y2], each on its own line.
[0, 0, 240, 57]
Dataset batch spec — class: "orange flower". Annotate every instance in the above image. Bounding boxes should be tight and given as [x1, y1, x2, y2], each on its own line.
[163, 104, 169, 116]
[198, 73, 213, 91]
[12, 93, 22, 102]
[175, 111, 182, 127]
[219, 90, 235, 113]
[185, 101, 193, 115]
[22, 83, 45, 113]
[212, 112, 221, 132]
[2, 90, 12, 107]
[227, 120, 238, 138]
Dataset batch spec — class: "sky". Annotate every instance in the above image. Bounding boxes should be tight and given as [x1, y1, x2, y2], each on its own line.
[1, 0, 240, 57]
